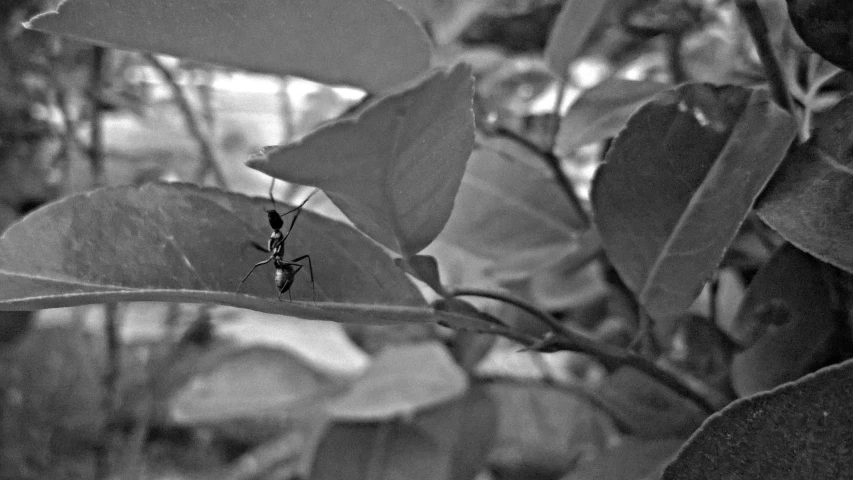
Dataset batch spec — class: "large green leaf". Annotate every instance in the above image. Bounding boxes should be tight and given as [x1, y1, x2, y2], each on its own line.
[729, 244, 843, 397]
[757, 95, 853, 273]
[556, 78, 671, 154]
[248, 65, 474, 257]
[592, 84, 797, 324]
[0, 183, 470, 326]
[662, 358, 853, 479]
[28, 0, 430, 92]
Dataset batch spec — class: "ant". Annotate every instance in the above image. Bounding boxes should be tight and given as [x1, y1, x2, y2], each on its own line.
[237, 180, 317, 303]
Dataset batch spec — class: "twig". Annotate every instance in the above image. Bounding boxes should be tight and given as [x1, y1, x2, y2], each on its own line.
[666, 32, 688, 83]
[96, 302, 122, 479]
[145, 54, 227, 187]
[735, 0, 793, 112]
[89, 46, 106, 186]
[547, 78, 566, 152]
[485, 125, 590, 229]
[447, 287, 716, 414]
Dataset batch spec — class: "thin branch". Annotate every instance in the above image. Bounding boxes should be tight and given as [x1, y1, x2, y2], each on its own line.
[145, 54, 227, 187]
[485, 125, 590, 230]
[89, 46, 106, 187]
[547, 78, 567, 152]
[666, 32, 688, 84]
[735, 0, 793, 112]
[448, 287, 717, 414]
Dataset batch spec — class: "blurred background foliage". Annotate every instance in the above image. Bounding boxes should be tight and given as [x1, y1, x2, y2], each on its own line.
[0, 0, 847, 479]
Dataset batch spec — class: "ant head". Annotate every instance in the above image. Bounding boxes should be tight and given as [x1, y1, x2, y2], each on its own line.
[266, 209, 284, 230]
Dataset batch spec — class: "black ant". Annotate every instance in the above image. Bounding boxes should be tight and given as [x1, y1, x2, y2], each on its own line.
[237, 181, 317, 302]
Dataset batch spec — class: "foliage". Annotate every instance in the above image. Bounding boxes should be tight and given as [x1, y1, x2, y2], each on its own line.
[1, 0, 853, 478]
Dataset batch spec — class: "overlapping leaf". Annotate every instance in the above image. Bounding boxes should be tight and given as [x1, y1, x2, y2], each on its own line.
[663, 358, 853, 479]
[328, 342, 468, 421]
[556, 78, 671, 154]
[432, 147, 586, 281]
[28, 0, 430, 91]
[248, 65, 474, 257]
[757, 95, 853, 273]
[0, 183, 463, 326]
[592, 84, 797, 324]
[729, 244, 842, 397]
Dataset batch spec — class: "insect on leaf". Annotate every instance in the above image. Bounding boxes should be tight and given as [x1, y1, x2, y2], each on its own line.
[248, 64, 475, 258]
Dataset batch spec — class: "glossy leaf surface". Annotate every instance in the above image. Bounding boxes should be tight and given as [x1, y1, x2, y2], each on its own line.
[249, 65, 474, 257]
[730, 244, 842, 397]
[29, 0, 430, 91]
[663, 358, 853, 479]
[0, 183, 464, 326]
[556, 78, 671, 154]
[757, 95, 853, 273]
[592, 84, 797, 323]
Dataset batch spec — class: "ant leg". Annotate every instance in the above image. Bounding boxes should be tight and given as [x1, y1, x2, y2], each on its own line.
[237, 255, 275, 292]
[289, 255, 315, 305]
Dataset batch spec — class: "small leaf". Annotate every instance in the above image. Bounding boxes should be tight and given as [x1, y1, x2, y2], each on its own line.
[0, 183, 451, 326]
[592, 84, 797, 324]
[328, 342, 468, 421]
[248, 65, 474, 257]
[434, 147, 585, 280]
[28, 0, 430, 92]
[730, 244, 843, 397]
[544, 0, 611, 78]
[556, 78, 671, 154]
[395, 255, 445, 295]
[662, 358, 853, 479]
[167, 345, 342, 424]
[757, 95, 853, 273]
[564, 437, 685, 480]
[486, 381, 616, 478]
[311, 388, 496, 480]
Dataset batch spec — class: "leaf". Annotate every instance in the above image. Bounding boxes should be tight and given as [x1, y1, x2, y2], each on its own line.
[592, 84, 797, 324]
[248, 65, 474, 257]
[544, 0, 611, 78]
[662, 358, 853, 479]
[28, 0, 430, 92]
[311, 388, 496, 480]
[729, 244, 843, 397]
[757, 95, 853, 273]
[328, 341, 468, 420]
[486, 381, 616, 478]
[0, 183, 466, 326]
[596, 368, 707, 439]
[395, 255, 445, 295]
[556, 78, 671, 154]
[564, 437, 686, 480]
[167, 345, 343, 424]
[434, 147, 584, 281]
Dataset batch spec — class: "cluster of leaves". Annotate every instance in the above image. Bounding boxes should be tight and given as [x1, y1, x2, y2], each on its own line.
[2, 0, 853, 478]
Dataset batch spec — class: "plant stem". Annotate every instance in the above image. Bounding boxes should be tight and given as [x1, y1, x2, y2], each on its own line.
[666, 32, 688, 83]
[145, 54, 227, 187]
[448, 287, 716, 414]
[735, 0, 793, 112]
[486, 125, 590, 229]
[89, 46, 106, 187]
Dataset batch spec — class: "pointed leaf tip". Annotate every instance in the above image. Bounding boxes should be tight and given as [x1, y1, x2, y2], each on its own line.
[248, 64, 475, 257]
